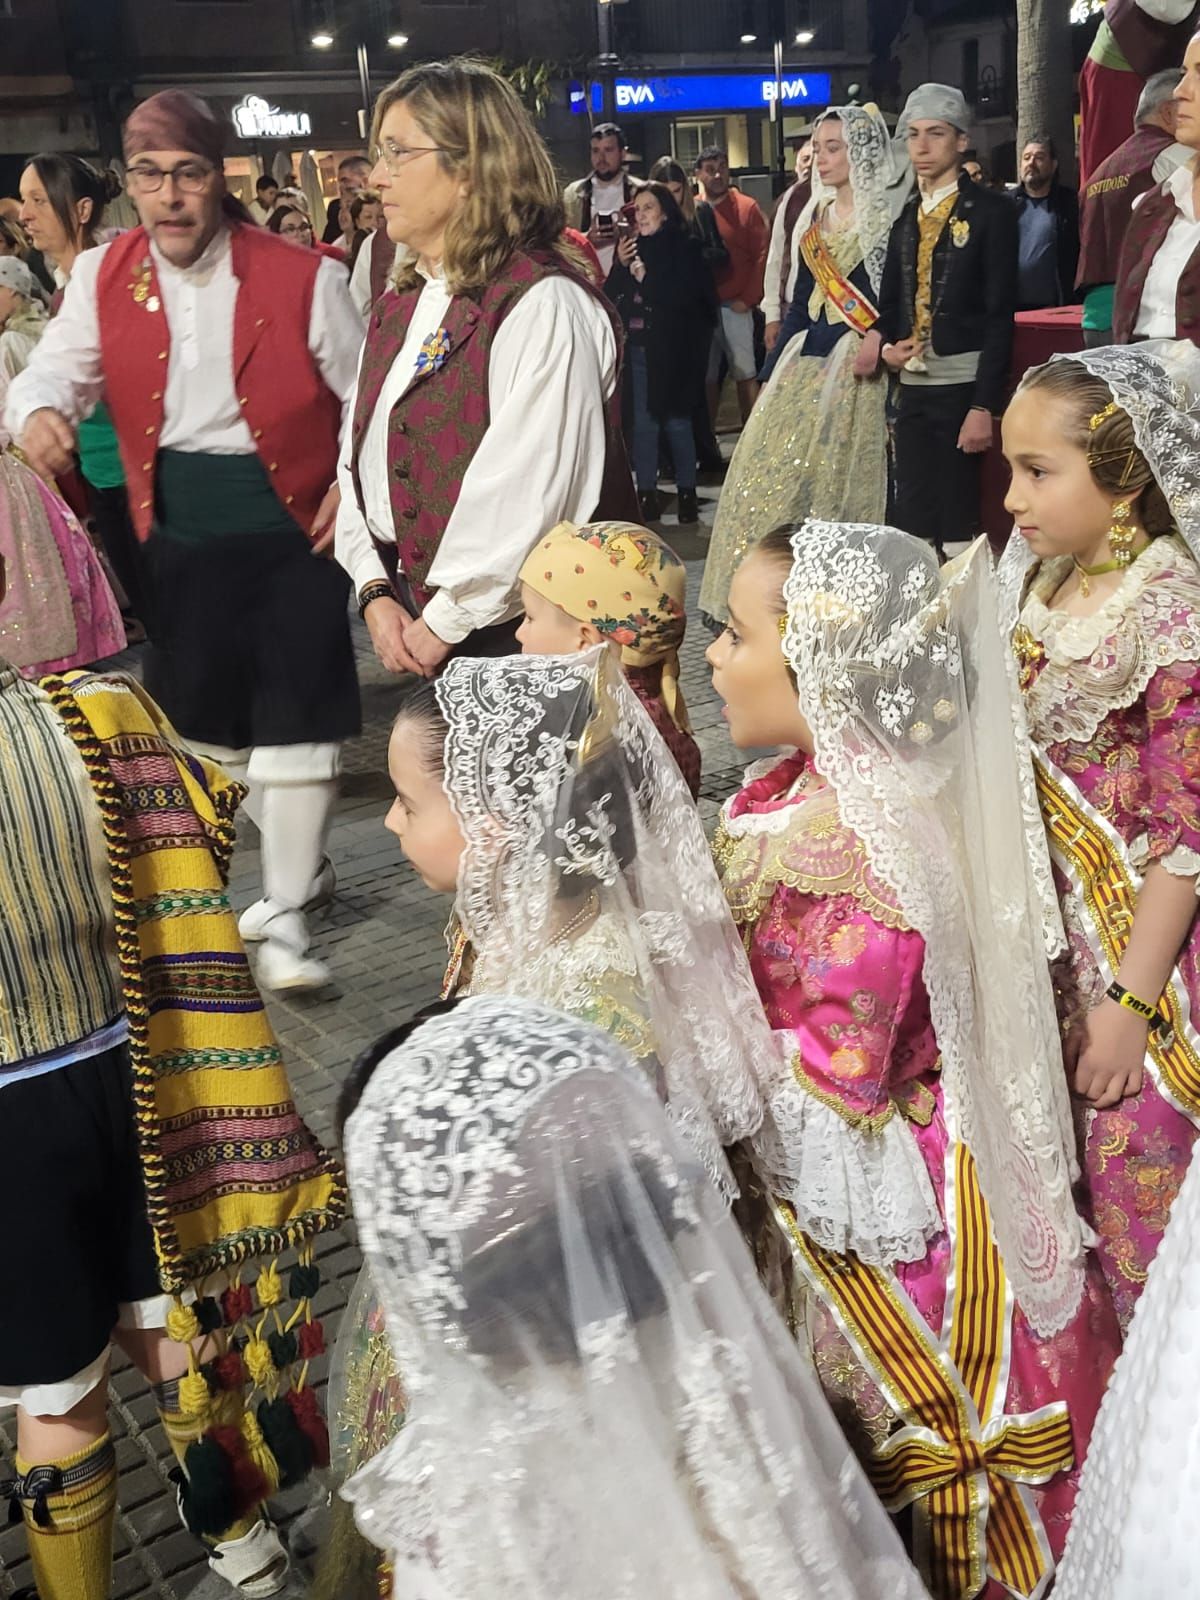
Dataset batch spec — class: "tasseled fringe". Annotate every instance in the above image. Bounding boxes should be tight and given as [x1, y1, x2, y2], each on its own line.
[168, 1245, 330, 1521]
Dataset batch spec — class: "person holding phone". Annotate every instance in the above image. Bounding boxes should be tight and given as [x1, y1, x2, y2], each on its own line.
[563, 121, 644, 276]
[606, 183, 718, 523]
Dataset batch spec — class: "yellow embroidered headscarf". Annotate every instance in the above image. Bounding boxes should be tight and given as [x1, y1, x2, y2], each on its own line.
[519, 520, 690, 731]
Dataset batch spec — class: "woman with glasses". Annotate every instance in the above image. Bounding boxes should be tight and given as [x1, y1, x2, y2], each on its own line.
[6, 89, 364, 1000]
[333, 56, 636, 681]
[268, 201, 349, 267]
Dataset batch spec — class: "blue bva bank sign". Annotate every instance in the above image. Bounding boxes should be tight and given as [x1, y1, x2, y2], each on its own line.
[613, 72, 832, 113]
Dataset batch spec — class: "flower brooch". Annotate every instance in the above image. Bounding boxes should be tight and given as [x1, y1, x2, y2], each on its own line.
[415, 326, 452, 374]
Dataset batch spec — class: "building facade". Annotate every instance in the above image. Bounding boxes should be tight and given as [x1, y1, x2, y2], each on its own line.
[1, 0, 872, 211]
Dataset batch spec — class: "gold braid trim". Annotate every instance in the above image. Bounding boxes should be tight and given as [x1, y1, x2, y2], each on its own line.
[713, 790, 910, 932]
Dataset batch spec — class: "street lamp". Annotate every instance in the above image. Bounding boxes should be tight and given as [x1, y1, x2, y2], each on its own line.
[387, 31, 409, 46]
[311, 28, 335, 46]
[794, 27, 814, 44]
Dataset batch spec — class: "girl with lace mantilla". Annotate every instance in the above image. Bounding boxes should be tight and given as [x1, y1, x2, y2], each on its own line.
[999, 342, 1200, 1335]
[708, 520, 1119, 1600]
[338, 995, 930, 1600]
[699, 106, 910, 627]
[317, 648, 773, 1599]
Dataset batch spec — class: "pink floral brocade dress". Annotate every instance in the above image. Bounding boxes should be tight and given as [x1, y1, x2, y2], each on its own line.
[715, 752, 1120, 1600]
[1016, 534, 1200, 1334]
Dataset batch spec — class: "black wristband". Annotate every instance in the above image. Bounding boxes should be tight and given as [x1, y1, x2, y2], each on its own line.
[357, 580, 394, 619]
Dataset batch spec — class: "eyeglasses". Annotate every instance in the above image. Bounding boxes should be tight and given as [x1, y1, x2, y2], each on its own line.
[127, 162, 214, 195]
[280, 222, 313, 237]
[375, 141, 447, 175]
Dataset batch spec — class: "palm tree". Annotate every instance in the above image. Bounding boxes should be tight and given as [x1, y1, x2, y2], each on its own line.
[1016, 0, 1078, 182]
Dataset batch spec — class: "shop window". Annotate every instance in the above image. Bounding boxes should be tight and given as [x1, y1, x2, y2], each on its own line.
[672, 120, 723, 168]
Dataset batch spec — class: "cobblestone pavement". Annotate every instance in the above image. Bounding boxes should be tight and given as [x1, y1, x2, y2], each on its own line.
[0, 498, 747, 1599]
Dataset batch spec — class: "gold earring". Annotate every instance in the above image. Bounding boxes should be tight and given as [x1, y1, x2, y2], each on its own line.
[1108, 500, 1135, 566]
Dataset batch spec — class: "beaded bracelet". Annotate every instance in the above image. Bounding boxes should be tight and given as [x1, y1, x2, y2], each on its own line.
[357, 580, 394, 619]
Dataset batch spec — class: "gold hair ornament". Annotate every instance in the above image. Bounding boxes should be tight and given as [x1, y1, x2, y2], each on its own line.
[1086, 399, 1139, 489]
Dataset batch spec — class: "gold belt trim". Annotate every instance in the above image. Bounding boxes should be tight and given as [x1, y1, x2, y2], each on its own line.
[1035, 759, 1200, 1122]
[780, 1143, 1069, 1599]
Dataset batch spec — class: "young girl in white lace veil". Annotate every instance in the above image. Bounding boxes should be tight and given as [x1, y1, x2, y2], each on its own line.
[338, 992, 930, 1600]
[707, 519, 1120, 1600]
[315, 646, 775, 1599]
[998, 340, 1200, 1338]
[700, 105, 910, 626]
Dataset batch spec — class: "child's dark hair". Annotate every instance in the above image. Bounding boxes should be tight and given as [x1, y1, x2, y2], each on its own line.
[336, 996, 460, 1142]
[392, 677, 449, 776]
[1017, 360, 1174, 536]
[749, 526, 800, 682]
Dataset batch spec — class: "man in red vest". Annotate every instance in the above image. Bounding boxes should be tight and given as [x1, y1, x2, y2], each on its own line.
[6, 89, 364, 994]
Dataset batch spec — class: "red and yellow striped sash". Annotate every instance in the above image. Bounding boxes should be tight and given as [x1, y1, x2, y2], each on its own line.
[1035, 759, 1200, 1122]
[781, 1143, 1070, 1599]
[799, 221, 880, 335]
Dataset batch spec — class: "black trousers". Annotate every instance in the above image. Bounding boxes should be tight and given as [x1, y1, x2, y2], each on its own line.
[891, 382, 982, 551]
[88, 482, 152, 631]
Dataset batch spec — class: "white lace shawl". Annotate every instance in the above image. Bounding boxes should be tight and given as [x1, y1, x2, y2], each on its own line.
[777, 522, 1088, 1337]
[342, 996, 931, 1600]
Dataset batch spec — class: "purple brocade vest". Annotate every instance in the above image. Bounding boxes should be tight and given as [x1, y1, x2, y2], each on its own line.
[348, 246, 636, 612]
[1113, 181, 1200, 346]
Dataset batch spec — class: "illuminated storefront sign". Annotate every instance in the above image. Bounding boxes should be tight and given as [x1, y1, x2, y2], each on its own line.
[613, 72, 831, 114]
[232, 95, 313, 140]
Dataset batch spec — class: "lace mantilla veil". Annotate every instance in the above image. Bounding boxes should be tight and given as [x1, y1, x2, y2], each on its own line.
[800, 104, 913, 298]
[997, 340, 1200, 629]
[435, 647, 773, 1192]
[759, 521, 1088, 1336]
[342, 995, 930, 1600]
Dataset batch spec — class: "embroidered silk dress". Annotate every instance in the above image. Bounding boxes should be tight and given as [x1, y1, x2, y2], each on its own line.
[715, 753, 1120, 1600]
[700, 202, 888, 626]
[1015, 534, 1200, 1333]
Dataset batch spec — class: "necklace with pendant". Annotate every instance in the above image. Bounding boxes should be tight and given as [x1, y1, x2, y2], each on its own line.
[1072, 555, 1125, 598]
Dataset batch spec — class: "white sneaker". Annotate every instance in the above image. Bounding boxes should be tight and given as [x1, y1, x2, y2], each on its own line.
[239, 859, 336, 944]
[256, 936, 332, 993]
[207, 1516, 291, 1597]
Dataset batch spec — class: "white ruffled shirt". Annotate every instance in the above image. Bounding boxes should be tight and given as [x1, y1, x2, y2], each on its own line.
[4, 227, 362, 456]
[1134, 162, 1200, 339]
[334, 261, 617, 645]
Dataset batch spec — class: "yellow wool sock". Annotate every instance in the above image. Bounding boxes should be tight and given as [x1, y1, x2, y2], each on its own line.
[14, 1431, 117, 1600]
[154, 1376, 259, 1546]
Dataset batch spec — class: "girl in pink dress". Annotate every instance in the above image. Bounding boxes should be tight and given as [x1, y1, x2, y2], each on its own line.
[0, 255, 124, 676]
[999, 342, 1200, 1335]
[708, 520, 1120, 1600]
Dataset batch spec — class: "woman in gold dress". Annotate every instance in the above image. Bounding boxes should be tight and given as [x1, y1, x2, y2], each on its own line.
[700, 105, 909, 626]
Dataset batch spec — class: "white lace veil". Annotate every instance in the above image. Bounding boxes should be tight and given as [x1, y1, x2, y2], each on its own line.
[762, 521, 1088, 1336]
[342, 995, 930, 1600]
[800, 104, 913, 297]
[997, 339, 1200, 624]
[435, 647, 772, 1193]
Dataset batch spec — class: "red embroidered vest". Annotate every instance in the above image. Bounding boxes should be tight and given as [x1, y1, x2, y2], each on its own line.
[1113, 182, 1200, 345]
[96, 224, 342, 542]
[348, 247, 636, 611]
[1078, 126, 1174, 292]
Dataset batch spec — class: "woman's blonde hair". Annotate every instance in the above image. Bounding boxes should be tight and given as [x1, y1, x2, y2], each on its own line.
[372, 57, 567, 295]
[1017, 359, 1175, 537]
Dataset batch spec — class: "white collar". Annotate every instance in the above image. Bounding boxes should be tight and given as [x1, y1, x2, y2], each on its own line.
[1166, 159, 1199, 222]
[919, 176, 960, 211]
